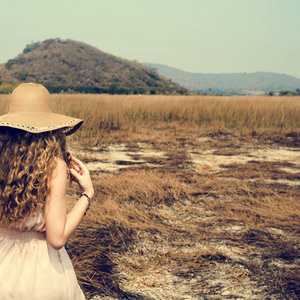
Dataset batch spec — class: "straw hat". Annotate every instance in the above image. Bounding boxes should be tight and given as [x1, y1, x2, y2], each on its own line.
[0, 83, 83, 135]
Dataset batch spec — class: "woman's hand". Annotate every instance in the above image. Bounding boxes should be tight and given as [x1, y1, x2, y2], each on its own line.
[46, 157, 94, 249]
[70, 156, 94, 198]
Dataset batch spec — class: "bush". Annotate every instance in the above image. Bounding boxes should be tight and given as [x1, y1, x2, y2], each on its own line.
[17, 72, 28, 81]
[5, 60, 13, 70]
[0, 83, 18, 94]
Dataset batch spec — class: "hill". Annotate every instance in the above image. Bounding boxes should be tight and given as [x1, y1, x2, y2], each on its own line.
[143, 63, 300, 95]
[0, 39, 188, 94]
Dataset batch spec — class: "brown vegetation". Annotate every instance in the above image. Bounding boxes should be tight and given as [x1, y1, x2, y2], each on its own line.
[0, 95, 299, 299]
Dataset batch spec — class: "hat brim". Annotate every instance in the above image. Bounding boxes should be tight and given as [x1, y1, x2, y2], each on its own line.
[0, 112, 83, 136]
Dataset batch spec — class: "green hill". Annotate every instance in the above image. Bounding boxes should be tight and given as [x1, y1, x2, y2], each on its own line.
[0, 39, 188, 95]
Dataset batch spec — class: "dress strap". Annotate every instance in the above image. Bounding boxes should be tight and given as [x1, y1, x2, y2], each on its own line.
[0, 227, 46, 242]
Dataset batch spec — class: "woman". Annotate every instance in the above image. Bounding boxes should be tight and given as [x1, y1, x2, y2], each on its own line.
[0, 83, 93, 299]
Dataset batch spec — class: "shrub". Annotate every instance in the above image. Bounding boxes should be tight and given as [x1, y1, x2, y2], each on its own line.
[0, 82, 18, 94]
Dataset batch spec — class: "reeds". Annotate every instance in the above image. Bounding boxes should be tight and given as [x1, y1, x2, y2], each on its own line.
[48, 95, 300, 141]
[1, 94, 299, 140]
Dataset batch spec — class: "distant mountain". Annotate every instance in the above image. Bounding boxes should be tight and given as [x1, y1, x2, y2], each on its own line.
[143, 63, 300, 95]
[0, 39, 188, 94]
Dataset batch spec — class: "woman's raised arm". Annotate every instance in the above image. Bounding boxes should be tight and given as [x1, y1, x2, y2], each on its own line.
[45, 157, 94, 250]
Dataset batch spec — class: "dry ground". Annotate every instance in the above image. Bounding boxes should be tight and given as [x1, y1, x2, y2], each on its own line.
[1, 94, 299, 299]
[66, 129, 300, 300]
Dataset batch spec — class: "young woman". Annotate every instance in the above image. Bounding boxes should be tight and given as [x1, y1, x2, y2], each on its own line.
[0, 83, 93, 299]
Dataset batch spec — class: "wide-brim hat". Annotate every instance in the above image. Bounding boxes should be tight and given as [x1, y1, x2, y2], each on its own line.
[0, 83, 83, 135]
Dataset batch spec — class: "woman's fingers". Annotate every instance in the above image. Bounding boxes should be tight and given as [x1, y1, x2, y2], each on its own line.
[69, 156, 94, 197]
[71, 156, 88, 174]
[71, 156, 84, 168]
[72, 164, 80, 173]
[70, 168, 80, 181]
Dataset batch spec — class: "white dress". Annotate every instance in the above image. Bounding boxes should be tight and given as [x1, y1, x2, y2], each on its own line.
[0, 206, 85, 300]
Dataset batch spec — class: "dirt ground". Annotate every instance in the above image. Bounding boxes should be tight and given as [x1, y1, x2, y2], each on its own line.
[67, 131, 300, 300]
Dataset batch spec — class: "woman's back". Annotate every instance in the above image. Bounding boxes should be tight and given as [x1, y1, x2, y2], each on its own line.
[0, 204, 85, 299]
[0, 83, 93, 300]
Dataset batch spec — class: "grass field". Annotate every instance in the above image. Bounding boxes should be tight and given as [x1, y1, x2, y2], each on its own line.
[0, 95, 299, 299]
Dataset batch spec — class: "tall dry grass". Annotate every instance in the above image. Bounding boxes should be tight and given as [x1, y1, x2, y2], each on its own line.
[53, 95, 300, 145]
[1, 94, 299, 140]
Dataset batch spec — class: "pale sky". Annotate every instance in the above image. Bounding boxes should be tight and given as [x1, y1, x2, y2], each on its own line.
[1, 0, 300, 78]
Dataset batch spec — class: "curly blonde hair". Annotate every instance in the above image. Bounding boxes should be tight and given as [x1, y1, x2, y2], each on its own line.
[0, 128, 71, 227]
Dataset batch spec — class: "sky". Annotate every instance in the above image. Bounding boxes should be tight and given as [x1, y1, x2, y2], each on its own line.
[1, 0, 300, 78]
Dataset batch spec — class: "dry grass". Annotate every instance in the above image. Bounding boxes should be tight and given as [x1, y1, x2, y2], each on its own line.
[69, 162, 299, 299]
[1, 94, 299, 142]
[0, 94, 299, 299]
